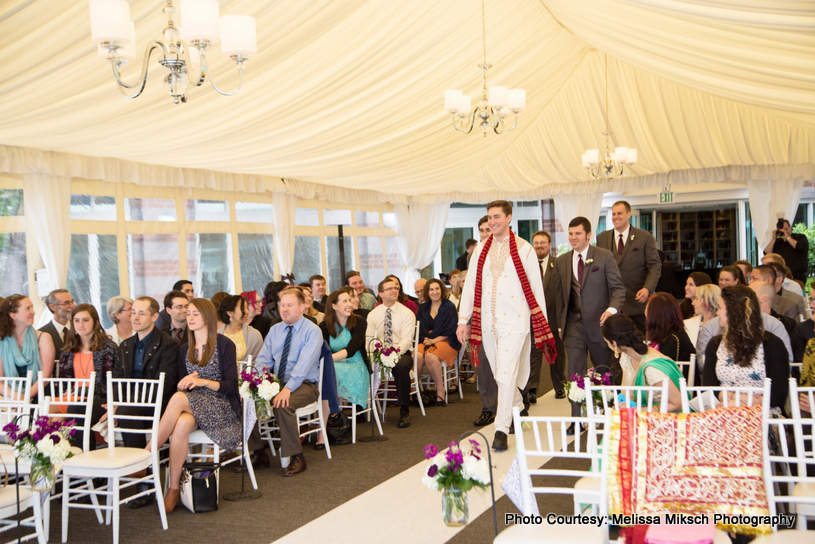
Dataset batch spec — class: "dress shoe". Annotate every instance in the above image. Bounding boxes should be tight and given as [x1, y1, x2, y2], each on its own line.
[566, 423, 576, 435]
[398, 412, 411, 428]
[283, 455, 307, 476]
[474, 411, 495, 427]
[234, 451, 270, 473]
[555, 390, 566, 400]
[163, 488, 180, 513]
[492, 431, 508, 451]
[313, 442, 326, 451]
[529, 390, 537, 404]
[128, 484, 155, 510]
[520, 405, 529, 417]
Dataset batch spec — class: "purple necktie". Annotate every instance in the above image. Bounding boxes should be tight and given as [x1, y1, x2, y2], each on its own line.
[618, 233, 624, 255]
[577, 254, 585, 286]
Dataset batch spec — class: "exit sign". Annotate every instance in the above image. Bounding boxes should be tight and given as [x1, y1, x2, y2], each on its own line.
[659, 191, 674, 204]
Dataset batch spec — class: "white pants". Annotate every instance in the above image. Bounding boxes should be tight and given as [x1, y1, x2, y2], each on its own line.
[482, 328, 531, 434]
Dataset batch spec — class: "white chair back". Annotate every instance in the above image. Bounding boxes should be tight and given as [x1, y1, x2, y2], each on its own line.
[679, 377, 770, 413]
[38, 370, 96, 453]
[412, 319, 420, 353]
[675, 354, 697, 387]
[0, 400, 41, 445]
[0, 371, 32, 404]
[585, 378, 669, 414]
[513, 408, 611, 521]
[106, 372, 165, 455]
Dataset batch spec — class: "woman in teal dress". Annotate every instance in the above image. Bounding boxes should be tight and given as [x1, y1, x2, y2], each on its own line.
[319, 288, 370, 410]
[601, 314, 685, 412]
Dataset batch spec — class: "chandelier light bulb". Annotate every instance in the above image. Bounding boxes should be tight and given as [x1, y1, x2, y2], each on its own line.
[445, 90, 463, 112]
[89, 0, 131, 44]
[627, 149, 637, 164]
[460, 95, 472, 115]
[488, 86, 508, 107]
[614, 147, 628, 163]
[221, 15, 257, 57]
[507, 89, 525, 110]
[179, 0, 220, 44]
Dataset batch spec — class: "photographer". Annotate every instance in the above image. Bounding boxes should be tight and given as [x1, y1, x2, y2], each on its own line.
[764, 218, 809, 283]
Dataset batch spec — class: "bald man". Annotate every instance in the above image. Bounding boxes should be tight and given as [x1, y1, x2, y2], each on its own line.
[414, 278, 428, 304]
[750, 281, 797, 337]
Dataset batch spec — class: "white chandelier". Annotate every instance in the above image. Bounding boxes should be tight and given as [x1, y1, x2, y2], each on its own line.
[582, 55, 637, 179]
[89, 0, 257, 104]
[443, 0, 525, 136]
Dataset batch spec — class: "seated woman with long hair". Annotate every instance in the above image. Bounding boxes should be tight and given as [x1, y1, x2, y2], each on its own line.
[679, 272, 712, 320]
[703, 285, 789, 413]
[60, 304, 120, 448]
[0, 295, 55, 399]
[240, 290, 272, 339]
[717, 265, 746, 288]
[645, 293, 695, 380]
[601, 314, 683, 412]
[217, 295, 263, 362]
[299, 284, 325, 325]
[416, 279, 461, 405]
[146, 298, 241, 513]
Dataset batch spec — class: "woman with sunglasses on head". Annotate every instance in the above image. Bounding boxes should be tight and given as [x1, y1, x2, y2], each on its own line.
[0, 294, 55, 399]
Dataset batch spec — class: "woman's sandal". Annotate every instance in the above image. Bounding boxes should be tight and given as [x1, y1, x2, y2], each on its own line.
[436, 395, 447, 407]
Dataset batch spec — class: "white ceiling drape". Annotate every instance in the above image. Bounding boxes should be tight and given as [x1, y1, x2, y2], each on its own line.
[0, 0, 812, 202]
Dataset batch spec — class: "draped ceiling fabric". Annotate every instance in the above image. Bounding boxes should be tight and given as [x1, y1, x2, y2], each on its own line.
[394, 203, 450, 288]
[0, 0, 813, 204]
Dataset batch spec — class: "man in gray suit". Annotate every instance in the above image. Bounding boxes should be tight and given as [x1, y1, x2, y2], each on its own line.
[595, 201, 661, 333]
[555, 217, 625, 423]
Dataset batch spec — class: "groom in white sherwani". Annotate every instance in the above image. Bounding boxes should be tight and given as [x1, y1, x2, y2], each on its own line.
[457, 200, 557, 451]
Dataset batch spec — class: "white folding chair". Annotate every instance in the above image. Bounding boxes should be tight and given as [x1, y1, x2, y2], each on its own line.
[61, 372, 167, 544]
[339, 371, 383, 443]
[420, 348, 463, 401]
[494, 408, 610, 544]
[0, 485, 46, 544]
[679, 377, 769, 413]
[0, 371, 32, 406]
[573, 379, 669, 516]
[675, 354, 697, 387]
[375, 321, 425, 421]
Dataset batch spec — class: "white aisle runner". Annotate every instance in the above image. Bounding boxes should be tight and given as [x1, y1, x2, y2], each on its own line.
[274, 390, 574, 544]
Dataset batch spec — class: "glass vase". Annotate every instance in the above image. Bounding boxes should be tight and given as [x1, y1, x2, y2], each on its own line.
[442, 484, 468, 526]
[254, 399, 272, 422]
[30, 460, 55, 493]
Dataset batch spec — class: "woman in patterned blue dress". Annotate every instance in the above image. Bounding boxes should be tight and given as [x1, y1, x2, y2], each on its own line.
[146, 298, 241, 513]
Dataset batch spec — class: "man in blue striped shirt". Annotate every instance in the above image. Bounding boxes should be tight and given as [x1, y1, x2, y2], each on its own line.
[256, 288, 323, 476]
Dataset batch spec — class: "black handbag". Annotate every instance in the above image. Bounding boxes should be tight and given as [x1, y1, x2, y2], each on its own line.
[326, 411, 352, 445]
[179, 461, 219, 513]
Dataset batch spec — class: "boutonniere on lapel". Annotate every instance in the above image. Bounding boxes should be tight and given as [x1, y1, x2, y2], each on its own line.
[586, 258, 594, 264]
[630, 234, 635, 241]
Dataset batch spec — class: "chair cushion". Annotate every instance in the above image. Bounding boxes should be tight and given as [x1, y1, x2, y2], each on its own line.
[0, 486, 31, 509]
[187, 430, 211, 444]
[494, 520, 608, 544]
[63, 447, 151, 470]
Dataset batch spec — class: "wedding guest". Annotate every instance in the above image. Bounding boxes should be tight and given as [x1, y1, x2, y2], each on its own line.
[317, 289, 370, 448]
[602, 314, 683, 412]
[750, 281, 797, 337]
[414, 279, 428, 304]
[39, 288, 75, 355]
[678, 272, 712, 320]
[210, 292, 229, 330]
[750, 264, 802, 320]
[417, 279, 461, 405]
[240, 290, 272, 339]
[717, 265, 746, 288]
[255, 289, 323, 476]
[792, 287, 815, 361]
[105, 295, 134, 345]
[299, 284, 325, 325]
[147, 298, 241, 512]
[0, 295, 55, 399]
[703, 285, 788, 412]
[346, 272, 377, 310]
[155, 280, 194, 329]
[262, 281, 288, 321]
[644, 293, 695, 380]
[447, 269, 462, 309]
[685, 284, 721, 346]
[345, 287, 370, 320]
[762, 253, 805, 298]
[457, 239, 477, 271]
[60, 304, 120, 450]
[309, 275, 328, 312]
[160, 290, 189, 343]
[217, 295, 263, 362]
[735, 260, 753, 284]
[382, 275, 418, 315]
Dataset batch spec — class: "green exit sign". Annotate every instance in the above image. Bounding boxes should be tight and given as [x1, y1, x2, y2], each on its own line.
[659, 191, 674, 204]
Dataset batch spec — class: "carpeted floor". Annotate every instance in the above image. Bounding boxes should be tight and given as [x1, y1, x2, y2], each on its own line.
[33, 368, 560, 543]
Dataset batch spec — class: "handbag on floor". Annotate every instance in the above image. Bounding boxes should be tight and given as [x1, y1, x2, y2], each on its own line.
[326, 411, 352, 445]
[179, 461, 220, 513]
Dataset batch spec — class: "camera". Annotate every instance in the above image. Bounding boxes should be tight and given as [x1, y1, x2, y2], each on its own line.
[776, 218, 786, 238]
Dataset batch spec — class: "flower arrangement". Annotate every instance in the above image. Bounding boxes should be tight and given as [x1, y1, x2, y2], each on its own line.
[239, 367, 281, 421]
[422, 440, 490, 492]
[565, 368, 614, 410]
[370, 341, 401, 381]
[3, 416, 75, 492]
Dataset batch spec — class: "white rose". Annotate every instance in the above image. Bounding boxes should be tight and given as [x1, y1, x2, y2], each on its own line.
[461, 455, 489, 485]
[422, 474, 440, 491]
[50, 439, 71, 464]
[568, 385, 586, 403]
[36, 437, 55, 459]
[257, 380, 275, 401]
[239, 382, 252, 400]
[269, 382, 280, 398]
[432, 453, 447, 471]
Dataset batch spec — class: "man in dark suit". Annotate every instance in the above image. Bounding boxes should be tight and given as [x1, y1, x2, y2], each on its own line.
[525, 230, 566, 401]
[556, 217, 625, 423]
[159, 290, 189, 342]
[309, 274, 328, 312]
[38, 289, 75, 356]
[155, 280, 194, 329]
[117, 296, 180, 509]
[456, 239, 477, 271]
[595, 201, 661, 333]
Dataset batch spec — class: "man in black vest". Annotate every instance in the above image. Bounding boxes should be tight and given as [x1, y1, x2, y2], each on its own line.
[38, 289, 75, 356]
[118, 296, 179, 509]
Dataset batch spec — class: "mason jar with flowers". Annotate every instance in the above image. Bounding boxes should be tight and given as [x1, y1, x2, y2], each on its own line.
[239, 367, 281, 422]
[422, 440, 490, 526]
[3, 416, 75, 492]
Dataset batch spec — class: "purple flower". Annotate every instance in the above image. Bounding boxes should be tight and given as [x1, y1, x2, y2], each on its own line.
[468, 439, 481, 454]
[424, 444, 439, 459]
[601, 373, 613, 386]
[427, 464, 438, 477]
[445, 448, 464, 470]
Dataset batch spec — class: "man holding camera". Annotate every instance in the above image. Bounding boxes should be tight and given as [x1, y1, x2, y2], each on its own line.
[764, 218, 809, 283]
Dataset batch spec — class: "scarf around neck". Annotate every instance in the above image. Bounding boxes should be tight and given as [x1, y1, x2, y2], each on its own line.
[0, 327, 41, 378]
[470, 232, 556, 366]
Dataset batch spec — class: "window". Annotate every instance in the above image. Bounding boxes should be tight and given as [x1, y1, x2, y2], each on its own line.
[357, 236, 385, 290]
[292, 236, 321, 285]
[0, 233, 27, 295]
[639, 211, 654, 234]
[355, 211, 380, 228]
[184, 199, 230, 222]
[238, 234, 274, 295]
[384, 237, 405, 282]
[187, 233, 233, 297]
[419, 262, 435, 280]
[793, 203, 807, 227]
[70, 195, 116, 221]
[125, 198, 177, 221]
[323, 209, 352, 227]
[295, 207, 319, 226]
[441, 227, 473, 274]
[596, 216, 607, 236]
[127, 234, 181, 301]
[0, 189, 24, 216]
[745, 203, 759, 266]
[326, 236, 354, 292]
[517, 219, 539, 244]
[383, 212, 397, 230]
[68, 234, 120, 328]
[236, 202, 274, 223]
[517, 200, 540, 207]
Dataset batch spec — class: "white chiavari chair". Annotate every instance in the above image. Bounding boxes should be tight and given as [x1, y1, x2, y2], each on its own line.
[374, 321, 425, 421]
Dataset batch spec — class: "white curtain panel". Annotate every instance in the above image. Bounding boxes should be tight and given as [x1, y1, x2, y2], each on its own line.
[272, 192, 298, 280]
[554, 192, 604, 244]
[394, 202, 450, 288]
[747, 178, 805, 252]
